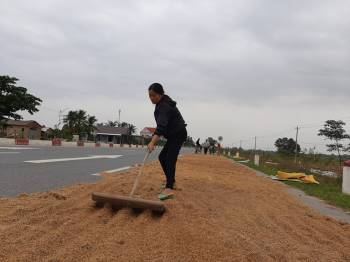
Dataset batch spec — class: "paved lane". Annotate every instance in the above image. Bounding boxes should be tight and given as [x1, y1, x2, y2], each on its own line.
[0, 145, 193, 197]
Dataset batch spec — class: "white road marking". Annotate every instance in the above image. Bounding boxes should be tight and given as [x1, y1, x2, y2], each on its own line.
[24, 155, 122, 164]
[105, 166, 131, 173]
[0, 152, 20, 154]
[0, 147, 39, 150]
[90, 166, 131, 176]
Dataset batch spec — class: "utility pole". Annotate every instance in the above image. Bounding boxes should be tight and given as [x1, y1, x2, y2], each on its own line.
[118, 109, 122, 145]
[313, 145, 316, 161]
[254, 136, 257, 153]
[57, 110, 62, 129]
[57, 108, 69, 129]
[240, 140, 242, 149]
[294, 126, 299, 164]
[254, 136, 259, 166]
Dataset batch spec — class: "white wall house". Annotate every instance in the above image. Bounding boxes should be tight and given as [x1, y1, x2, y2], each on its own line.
[140, 127, 156, 138]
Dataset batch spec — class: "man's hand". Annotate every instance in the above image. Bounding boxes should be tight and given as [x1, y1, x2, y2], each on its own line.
[147, 142, 155, 153]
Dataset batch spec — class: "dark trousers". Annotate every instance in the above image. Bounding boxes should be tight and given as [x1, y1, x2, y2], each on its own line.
[159, 129, 187, 189]
[204, 147, 208, 154]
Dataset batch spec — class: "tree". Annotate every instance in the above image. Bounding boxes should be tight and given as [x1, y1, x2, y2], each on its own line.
[275, 137, 300, 155]
[51, 128, 63, 139]
[207, 137, 217, 146]
[63, 111, 78, 135]
[318, 120, 350, 172]
[184, 136, 195, 147]
[126, 123, 137, 135]
[0, 75, 42, 126]
[86, 116, 97, 140]
[218, 136, 223, 143]
[63, 110, 97, 140]
[106, 120, 118, 127]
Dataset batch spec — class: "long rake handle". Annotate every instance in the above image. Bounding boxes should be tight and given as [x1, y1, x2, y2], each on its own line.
[129, 151, 151, 197]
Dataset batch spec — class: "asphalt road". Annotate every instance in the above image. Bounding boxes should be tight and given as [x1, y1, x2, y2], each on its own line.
[0, 145, 193, 197]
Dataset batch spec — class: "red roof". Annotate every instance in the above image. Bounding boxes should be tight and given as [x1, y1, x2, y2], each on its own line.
[145, 127, 156, 133]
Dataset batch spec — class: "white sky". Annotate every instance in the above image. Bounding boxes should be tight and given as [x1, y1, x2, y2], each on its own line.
[1, 0, 350, 152]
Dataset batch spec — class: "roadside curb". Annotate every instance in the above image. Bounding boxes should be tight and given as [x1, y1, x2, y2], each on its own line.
[91, 166, 131, 176]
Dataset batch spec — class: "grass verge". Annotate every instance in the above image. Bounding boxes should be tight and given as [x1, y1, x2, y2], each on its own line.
[233, 158, 350, 211]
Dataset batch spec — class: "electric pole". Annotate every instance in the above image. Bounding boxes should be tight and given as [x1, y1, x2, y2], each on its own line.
[294, 126, 299, 164]
[118, 109, 121, 124]
[57, 108, 69, 129]
[254, 136, 257, 153]
[57, 110, 62, 129]
[313, 145, 316, 161]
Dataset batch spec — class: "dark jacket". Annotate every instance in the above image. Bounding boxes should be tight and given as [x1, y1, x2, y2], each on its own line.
[154, 95, 186, 138]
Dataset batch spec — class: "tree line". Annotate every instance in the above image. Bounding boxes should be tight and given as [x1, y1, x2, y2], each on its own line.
[0, 75, 195, 146]
[57, 110, 137, 141]
[275, 120, 350, 172]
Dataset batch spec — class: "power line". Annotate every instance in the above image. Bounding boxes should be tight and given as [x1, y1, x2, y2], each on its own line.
[299, 116, 350, 129]
[231, 117, 350, 147]
[231, 127, 295, 145]
[39, 105, 59, 113]
[299, 141, 329, 146]
[257, 127, 295, 139]
[299, 124, 323, 129]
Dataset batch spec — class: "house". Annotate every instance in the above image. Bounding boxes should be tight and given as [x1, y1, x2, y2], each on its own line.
[93, 126, 129, 144]
[140, 127, 156, 138]
[41, 126, 54, 140]
[0, 120, 42, 139]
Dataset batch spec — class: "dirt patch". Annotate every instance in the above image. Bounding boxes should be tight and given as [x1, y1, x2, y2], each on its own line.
[0, 155, 349, 261]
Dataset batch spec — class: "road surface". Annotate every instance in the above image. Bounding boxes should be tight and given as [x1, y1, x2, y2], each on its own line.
[0, 145, 192, 197]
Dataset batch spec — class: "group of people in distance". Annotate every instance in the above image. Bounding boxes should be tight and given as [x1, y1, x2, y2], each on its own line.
[195, 138, 222, 155]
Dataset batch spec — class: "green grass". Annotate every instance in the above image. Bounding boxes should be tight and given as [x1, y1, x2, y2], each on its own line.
[238, 150, 346, 176]
[244, 161, 278, 177]
[231, 157, 350, 211]
[284, 177, 350, 211]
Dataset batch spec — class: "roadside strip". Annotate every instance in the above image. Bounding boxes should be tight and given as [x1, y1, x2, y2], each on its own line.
[0, 147, 39, 150]
[91, 166, 131, 176]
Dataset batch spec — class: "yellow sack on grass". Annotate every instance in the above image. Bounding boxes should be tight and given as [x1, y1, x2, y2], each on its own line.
[300, 175, 319, 184]
[276, 171, 319, 184]
[277, 171, 306, 180]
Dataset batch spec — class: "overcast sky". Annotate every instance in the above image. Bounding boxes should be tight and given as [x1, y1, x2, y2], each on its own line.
[1, 1, 350, 152]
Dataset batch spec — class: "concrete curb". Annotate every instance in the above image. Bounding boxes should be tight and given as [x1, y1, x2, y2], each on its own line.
[0, 138, 151, 149]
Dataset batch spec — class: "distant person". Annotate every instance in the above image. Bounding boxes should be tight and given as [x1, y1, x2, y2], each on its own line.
[209, 145, 215, 155]
[147, 83, 187, 201]
[203, 140, 210, 154]
[195, 138, 201, 154]
[217, 143, 222, 156]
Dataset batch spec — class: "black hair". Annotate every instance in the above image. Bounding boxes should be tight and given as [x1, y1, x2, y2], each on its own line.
[148, 83, 164, 95]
